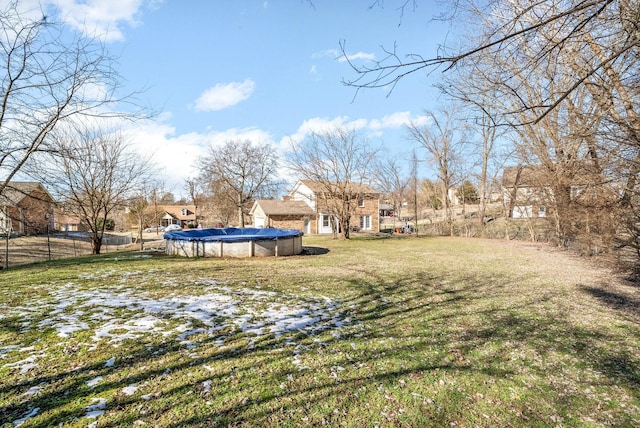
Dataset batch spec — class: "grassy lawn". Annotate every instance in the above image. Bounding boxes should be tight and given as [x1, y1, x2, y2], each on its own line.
[1, 235, 638, 427]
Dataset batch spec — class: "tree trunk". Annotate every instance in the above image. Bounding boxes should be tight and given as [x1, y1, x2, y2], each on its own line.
[138, 218, 144, 251]
[341, 217, 350, 239]
[238, 206, 245, 228]
[92, 233, 103, 255]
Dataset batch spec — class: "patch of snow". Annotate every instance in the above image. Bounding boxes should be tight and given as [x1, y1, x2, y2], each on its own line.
[0, 344, 21, 358]
[85, 398, 107, 418]
[1, 279, 355, 362]
[22, 385, 43, 396]
[121, 384, 138, 396]
[3, 354, 41, 373]
[86, 376, 103, 388]
[105, 357, 116, 367]
[13, 407, 39, 426]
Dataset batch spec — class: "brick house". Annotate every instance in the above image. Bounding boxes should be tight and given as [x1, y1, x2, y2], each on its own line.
[0, 182, 56, 235]
[251, 180, 381, 234]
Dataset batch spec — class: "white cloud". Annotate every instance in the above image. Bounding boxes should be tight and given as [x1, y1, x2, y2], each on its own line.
[369, 112, 430, 131]
[47, 0, 147, 41]
[194, 79, 256, 112]
[283, 112, 429, 147]
[311, 49, 375, 63]
[311, 49, 340, 60]
[338, 51, 376, 63]
[123, 117, 274, 196]
[282, 116, 366, 147]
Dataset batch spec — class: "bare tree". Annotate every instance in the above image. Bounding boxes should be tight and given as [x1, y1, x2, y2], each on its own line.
[128, 194, 150, 251]
[373, 157, 410, 231]
[128, 179, 167, 248]
[342, 0, 635, 124]
[143, 182, 171, 235]
[201, 185, 237, 227]
[407, 109, 469, 235]
[185, 177, 205, 227]
[463, 4, 625, 249]
[43, 127, 153, 254]
[197, 140, 280, 227]
[0, 2, 142, 196]
[438, 72, 511, 233]
[288, 127, 379, 239]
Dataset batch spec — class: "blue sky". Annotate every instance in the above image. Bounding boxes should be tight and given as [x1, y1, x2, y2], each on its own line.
[36, 0, 453, 197]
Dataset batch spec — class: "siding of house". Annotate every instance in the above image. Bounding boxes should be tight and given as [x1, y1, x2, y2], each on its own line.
[502, 166, 551, 219]
[355, 197, 379, 231]
[265, 214, 310, 231]
[1, 183, 55, 235]
[290, 182, 316, 211]
[15, 188, 52, 234]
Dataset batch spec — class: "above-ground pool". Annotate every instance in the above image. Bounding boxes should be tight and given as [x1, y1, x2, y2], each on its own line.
[164, 227, 304, 257]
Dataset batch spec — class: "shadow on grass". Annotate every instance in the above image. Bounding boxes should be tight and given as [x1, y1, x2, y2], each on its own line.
[582, 285, 640, 323]
[300, 246, 330, 256]
[2, 268, 640, 427]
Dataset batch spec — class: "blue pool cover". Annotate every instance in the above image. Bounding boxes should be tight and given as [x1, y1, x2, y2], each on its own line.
[164, 227, 303, 243]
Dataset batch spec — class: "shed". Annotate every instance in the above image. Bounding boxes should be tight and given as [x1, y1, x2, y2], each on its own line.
[249, 199, 315, 233]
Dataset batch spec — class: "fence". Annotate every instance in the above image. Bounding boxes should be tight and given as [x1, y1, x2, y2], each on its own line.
[0, 232, 136, 270]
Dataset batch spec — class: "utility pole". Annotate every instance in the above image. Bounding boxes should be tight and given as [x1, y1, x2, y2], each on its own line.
[45, 213, 51, 261]
[412, 150, 419, 237]
[2, 208, 9, 270]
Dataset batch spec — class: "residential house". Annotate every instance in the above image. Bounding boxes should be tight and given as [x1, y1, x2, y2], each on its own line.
[251, 180, 381, 234]
[159, 205, 197, 228]
[502, 163, 609, 219]
[379, 203, 395, 218]
[0, 182, 55, 235]
[55, 212, 83, 232]
[502, 165, 549, 218]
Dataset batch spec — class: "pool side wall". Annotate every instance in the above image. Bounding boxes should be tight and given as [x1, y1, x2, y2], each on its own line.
[165, 235, 302, 258]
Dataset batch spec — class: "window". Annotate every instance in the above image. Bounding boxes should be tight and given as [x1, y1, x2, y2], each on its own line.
[538, 205, 546, 218]
[360, 215, 371, 230]
[512, 206, 533, 218]
[322, 215, 330, 228]
[181, 208, 187, 216]
[358, 198, 365, 207]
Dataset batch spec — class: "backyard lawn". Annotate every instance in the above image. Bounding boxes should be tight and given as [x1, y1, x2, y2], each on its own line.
[1, 235, 638, 427]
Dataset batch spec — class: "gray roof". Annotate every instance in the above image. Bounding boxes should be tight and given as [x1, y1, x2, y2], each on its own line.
[0, 182, 53, 207]
[298, 179, 380, 195]
[254, 199, 314, 215]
